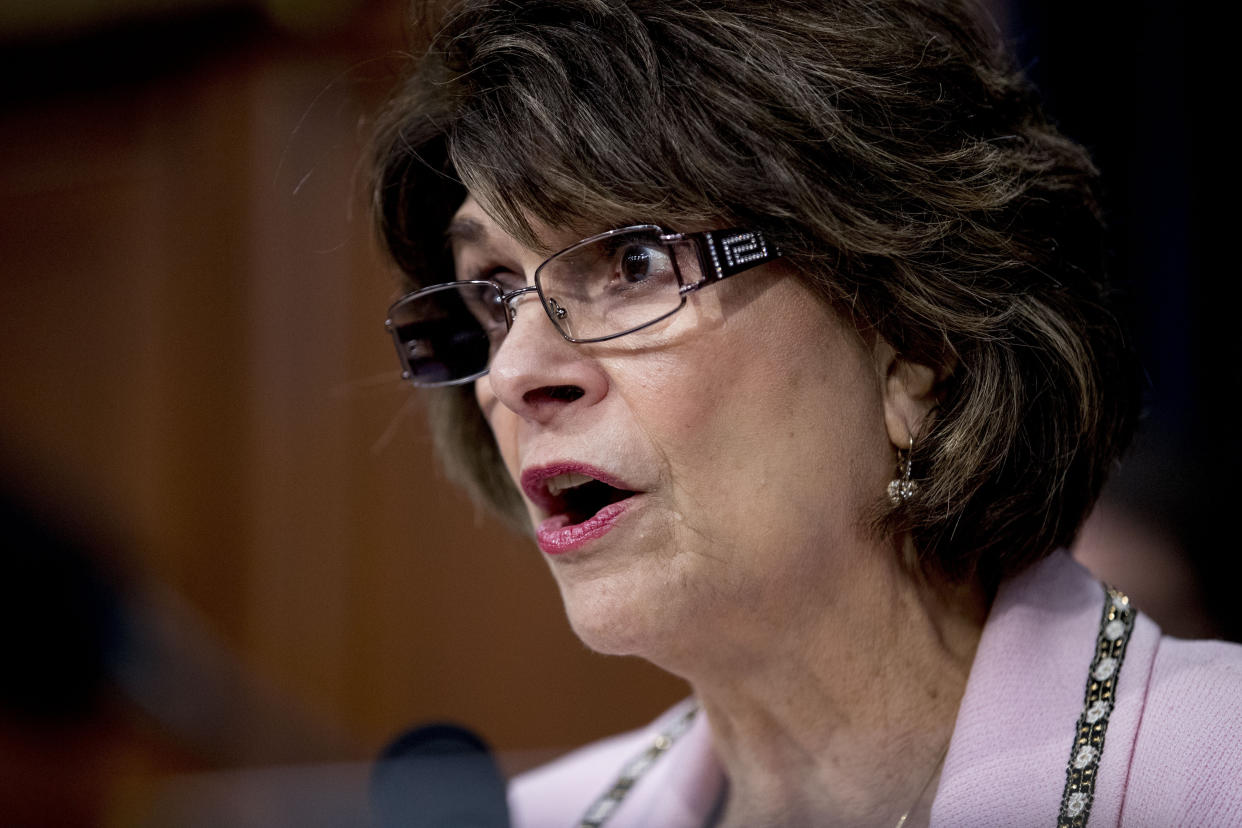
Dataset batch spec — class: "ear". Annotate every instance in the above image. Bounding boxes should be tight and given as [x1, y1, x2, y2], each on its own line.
[874, 340, 942, 448]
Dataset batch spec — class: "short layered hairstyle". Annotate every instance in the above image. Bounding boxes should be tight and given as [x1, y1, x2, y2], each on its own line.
[372, 0, 1142, 587]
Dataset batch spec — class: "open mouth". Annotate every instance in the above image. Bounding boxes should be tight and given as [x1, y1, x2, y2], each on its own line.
[542, 472, 638, 526]
[521, 465, 642, 555]
[521, 464, 642, 528]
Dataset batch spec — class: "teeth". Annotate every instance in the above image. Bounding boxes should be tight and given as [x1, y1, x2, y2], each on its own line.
[546, 472, 594, 497]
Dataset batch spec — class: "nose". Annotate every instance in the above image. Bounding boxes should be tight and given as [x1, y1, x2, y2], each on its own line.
[485, 290, 608, 423]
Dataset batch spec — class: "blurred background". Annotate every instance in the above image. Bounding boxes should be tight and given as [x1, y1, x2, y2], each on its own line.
[0, 0, 1234, 825]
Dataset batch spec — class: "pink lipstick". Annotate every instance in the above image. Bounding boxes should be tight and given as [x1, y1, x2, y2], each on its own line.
[535, 500, 631, 554]
[521, 462, 640, 555]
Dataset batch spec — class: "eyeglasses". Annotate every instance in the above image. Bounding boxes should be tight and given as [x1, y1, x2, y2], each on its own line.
[385, 225, 780, 387]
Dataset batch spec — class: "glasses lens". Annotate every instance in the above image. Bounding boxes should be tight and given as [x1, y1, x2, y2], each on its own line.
[537, 227, 685, 341]
[387, 282, 505, 386]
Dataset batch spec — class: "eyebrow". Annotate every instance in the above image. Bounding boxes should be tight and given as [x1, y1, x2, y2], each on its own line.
[445, 216, 525, 287]
[445, 216, 487, 247]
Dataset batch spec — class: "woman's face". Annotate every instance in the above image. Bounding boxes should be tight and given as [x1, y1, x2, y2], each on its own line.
[453, 197, 902, 667]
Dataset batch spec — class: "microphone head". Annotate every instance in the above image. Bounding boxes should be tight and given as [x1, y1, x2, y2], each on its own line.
[371, 722, 510, 828]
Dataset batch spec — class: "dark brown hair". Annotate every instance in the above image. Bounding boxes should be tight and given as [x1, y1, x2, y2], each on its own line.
[372, 0, 1141, 586]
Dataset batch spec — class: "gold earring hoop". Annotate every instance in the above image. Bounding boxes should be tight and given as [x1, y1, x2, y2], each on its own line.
[887, 435, 918, 505]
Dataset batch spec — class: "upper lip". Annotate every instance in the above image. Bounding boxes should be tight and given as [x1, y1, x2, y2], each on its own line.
[520, 462, 640, 514]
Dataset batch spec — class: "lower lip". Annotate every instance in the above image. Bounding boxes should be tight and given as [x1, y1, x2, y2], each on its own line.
[535, 499, 633, 555]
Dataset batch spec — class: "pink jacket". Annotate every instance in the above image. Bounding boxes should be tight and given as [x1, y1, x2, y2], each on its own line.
[509, 552, 1242, 826]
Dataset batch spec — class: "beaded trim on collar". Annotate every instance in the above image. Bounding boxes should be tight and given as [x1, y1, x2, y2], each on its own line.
[577, 584, 1137, 828]
[1057, 585, 1136, 826]
[578, 701, 700, 827]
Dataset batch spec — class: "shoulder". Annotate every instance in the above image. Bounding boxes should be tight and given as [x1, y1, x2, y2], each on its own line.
[1122, 635, 1242, 826]
[1147, 634, 1242, 703]
[508, 699, 711, 828]
[931, 553, 1241, 828]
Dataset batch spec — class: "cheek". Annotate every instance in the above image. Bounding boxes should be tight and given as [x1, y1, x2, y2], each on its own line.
[475, 377, 520, 478]
[474, 374, 496, 422]
[640, 288, 888, 532]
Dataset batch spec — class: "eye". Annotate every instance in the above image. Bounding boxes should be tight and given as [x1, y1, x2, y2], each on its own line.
[455, 277, 509, 338]
[616, 244, 670, 284]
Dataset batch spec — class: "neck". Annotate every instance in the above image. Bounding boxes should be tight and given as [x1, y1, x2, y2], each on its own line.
[684, 547, 987, 828]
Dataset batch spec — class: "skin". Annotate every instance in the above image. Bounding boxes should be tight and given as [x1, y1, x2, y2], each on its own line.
[453, 196, 988, 828]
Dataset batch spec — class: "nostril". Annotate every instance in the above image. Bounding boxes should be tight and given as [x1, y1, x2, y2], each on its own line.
[523, 385, 585, 406]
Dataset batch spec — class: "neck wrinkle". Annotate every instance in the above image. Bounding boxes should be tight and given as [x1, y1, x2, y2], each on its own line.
[689, 551, 986, 828]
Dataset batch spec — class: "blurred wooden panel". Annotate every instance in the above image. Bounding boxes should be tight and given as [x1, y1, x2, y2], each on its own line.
[0, 3, 687, 780]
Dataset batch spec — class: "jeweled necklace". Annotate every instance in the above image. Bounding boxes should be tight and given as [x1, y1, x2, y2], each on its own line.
[577, 701, 700, 827]
[893, 741, 949, 828]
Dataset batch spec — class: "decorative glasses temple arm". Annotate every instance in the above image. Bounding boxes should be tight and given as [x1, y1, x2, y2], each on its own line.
[660, 228, 780, 295]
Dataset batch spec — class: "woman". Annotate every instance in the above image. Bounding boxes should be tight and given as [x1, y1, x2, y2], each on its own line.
[372, 0, 1242, 825]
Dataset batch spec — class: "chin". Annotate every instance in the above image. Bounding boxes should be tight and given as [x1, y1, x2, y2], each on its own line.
[554, 567, 686, 661]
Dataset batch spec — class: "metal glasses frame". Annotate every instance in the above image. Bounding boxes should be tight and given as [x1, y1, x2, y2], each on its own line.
[385, 225, 780, 387]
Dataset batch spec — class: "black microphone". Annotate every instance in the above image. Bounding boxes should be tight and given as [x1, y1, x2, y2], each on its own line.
[371, 723, 511, 828]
